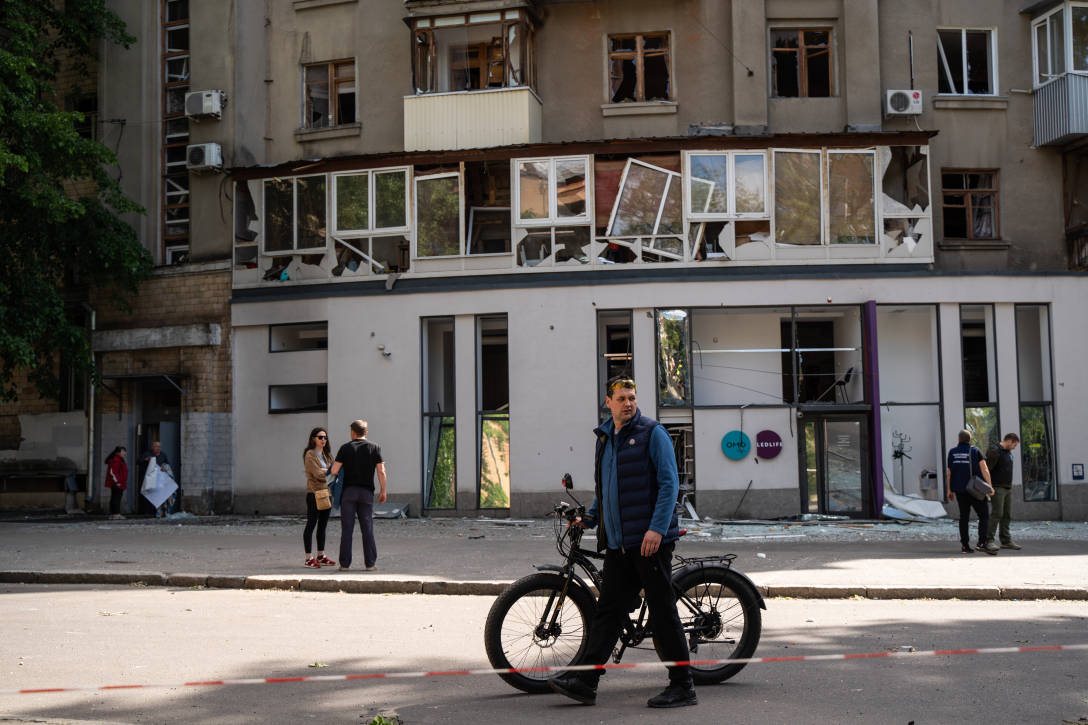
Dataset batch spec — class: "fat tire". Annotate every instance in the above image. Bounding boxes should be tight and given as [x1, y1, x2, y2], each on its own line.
[653, 567, 762, 685]
[484, 572, 597, 694]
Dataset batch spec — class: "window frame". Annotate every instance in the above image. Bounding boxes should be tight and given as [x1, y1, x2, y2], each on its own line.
[513, 155, 593, 227]
[331, 167, 411, 236]
[1033, 5, 1066, 87]
[161, 0, 190, 263]
[268, 321, 329, 353]
[1013, 304, 1058, 502]
[684, 151, 770, 220]
[413, 171, 464, 259]
[936, 27, 998, 96]
[268, 384, 329, 414]
[772, 148, 826, 246]
[826, 148, 878, 246]
[261, 174, 329, 256]
[606, 32, 672, 104]
[770, 27, 834, 98]
[411, 10, 536, 94]
[940, 169, 1001, 241]
[303, 59, 356, 129]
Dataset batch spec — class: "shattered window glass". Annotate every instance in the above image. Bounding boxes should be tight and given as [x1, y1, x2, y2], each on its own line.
[609, 161, 670, 236]
[828, 152, 875, 244]
[881, 146, 930, 214]
[553, 226, 591, 265]
[468, 208, 511, 254]
[518, 161, 549, 220]
[735, 154, 766, 214]
[371, 235, 406, 273]
[336, 174, 368, 232]
[296, 175, 326, 249]
[657, 177, 683, 234]
[774, 151, 821, 245]
[375, 171, 408, 229]
[883, 217, 929, 254]
[416, 175, 461, 257]
[264, 179, 294, 253]
[555, 159, 587, 218]
[332, 238, 366, 277]
[516, 228, 550, 267]
[656, 309, 691, 407]
[689, 156, 729, 214]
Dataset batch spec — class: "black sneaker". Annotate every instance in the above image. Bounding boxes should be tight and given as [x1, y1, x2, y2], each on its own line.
[548, 677, 597, 705]
[977, 543, 998, 556]
[961, 545, 974, 554]
[647, 684, 699, 708]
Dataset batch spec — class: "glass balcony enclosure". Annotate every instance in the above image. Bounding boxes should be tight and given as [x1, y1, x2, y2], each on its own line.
[1030, 2, 1088, 145]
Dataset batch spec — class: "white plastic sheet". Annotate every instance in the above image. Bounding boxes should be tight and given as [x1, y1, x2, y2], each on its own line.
[142, 467, 178, 510]
[883, 485, 947, 519]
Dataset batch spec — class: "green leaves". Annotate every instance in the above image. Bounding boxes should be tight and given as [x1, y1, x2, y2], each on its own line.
[0, 0, 150, 403]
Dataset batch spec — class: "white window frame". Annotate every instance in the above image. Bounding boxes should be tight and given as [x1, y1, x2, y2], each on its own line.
[413, 171, 464, 259]
[261, 174, 329, 256]
[601, 158, 684, 264]
[826, 148, 878, 246]
[683, 150, 770, 220]
[1033, 6, 1068, 88]
[331, 167, 411, 236]
[935, 27, 999, 96]
[513, 155, 593, 227]
[772, 148, 825, 246]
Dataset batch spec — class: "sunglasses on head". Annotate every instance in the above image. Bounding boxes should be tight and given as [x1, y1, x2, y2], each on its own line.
[608, 379, 636, 394]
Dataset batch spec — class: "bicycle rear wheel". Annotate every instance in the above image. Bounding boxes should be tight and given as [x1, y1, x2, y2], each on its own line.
[653, 567, 762, 685]
[484, 573, 596, 694]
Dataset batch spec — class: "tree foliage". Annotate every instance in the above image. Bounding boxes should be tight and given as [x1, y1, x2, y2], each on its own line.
[0, 0, 152, 403]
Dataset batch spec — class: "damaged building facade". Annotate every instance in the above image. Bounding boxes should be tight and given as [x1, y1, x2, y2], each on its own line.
[20, 0, 1084, 521]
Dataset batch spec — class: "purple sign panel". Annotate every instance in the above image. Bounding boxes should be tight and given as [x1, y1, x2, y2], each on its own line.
[755, 430, 783, 459]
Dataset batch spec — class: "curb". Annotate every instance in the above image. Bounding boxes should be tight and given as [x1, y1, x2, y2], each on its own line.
[2, 571, 1086, 600]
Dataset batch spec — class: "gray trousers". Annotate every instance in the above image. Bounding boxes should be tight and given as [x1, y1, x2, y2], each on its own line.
[339, 487, 376, 569]
[988, 486, 1013, 544]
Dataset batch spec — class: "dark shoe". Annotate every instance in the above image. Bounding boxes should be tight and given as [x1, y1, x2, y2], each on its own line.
[548, 677, 597, 705]
[977, 543, 998, 556]
[981, 541, 1000, 553]
[648, 684, 698, 709]
[338, 565, 350, 571]
[1001, 541, 1021, 550]
[961, 545, 974, 554]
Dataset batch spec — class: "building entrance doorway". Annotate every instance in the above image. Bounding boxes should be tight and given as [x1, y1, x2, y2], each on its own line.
[800, 414, 869, 517]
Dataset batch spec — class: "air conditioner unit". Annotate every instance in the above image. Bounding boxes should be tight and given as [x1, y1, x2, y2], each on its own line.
[885, 89, 922, 116]
[185, 90, 226, 119]
[186, 143, 222, 172]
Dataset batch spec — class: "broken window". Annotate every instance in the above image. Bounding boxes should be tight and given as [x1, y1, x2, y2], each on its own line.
[774, 151, 822, 245]
[599, 158, 684, 263]
[1016, 305, 1056, 502]
[881, 146, 930, 214]
[656, 309, 691, 407]
[264, 175, 327, 254]
[937, 29, 994, 95]
[771, 29, 832, 98]
[515, 156, 590, 225]
[882, 217, 931, 255]
[941, 170, 999, 240]
[1033, 8, 1066, 86]
[270, 322, 328, 352]
[465, 160, 511, 254]
[515, 226, 590, 267]
[415, 173, 461, 257]
[422, 317, 456, 509]
[269, 384, 328, 413]
[608, 33, 671, 103]
[477, 315, 510, 509]
[828, 151, 875, 244]
[234, 245, 257, 268]
[411, 11, 535, 94]
[330, 235, 409, 277]
[304, 61, 355, 128]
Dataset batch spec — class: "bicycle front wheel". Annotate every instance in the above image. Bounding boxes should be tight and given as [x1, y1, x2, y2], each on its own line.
[483, 573, 596, 694]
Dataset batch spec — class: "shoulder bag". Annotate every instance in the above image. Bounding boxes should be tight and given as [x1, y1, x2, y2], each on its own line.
[314, 488, 332, 511]
[966, 447, 993, 500]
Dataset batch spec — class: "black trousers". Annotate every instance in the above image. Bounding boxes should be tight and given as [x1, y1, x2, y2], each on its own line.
[957, 494, 990, 548]
[339, 487, 376, 568]
[109, 487, 124, 515]
[303, 492, 331, 554]
[577, 541, 692, 689]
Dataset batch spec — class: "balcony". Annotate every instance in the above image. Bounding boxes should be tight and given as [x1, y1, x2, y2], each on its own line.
[403, 86, 542, 152]
[1034, 74, 1088, 147]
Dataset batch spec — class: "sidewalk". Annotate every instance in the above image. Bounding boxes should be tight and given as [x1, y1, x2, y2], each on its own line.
[2, 517, 1086, 600]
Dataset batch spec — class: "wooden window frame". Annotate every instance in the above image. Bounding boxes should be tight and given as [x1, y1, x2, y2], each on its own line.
[304, 60, 355, 129]
[941, 169, 1001, 241]
[771, 28, 834, 98]
[607, 32, 672, 104]
[411, 12, 535, 94]
[161, 0, 190, 262]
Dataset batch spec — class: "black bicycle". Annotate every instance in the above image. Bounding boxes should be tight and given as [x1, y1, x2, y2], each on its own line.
[484, 474, 765, 694]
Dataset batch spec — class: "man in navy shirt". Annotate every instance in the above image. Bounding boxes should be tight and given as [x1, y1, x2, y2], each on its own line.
[947, 429, 995, 555]
[548, 376, 695, 709]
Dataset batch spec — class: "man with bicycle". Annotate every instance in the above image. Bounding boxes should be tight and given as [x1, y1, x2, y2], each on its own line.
[548, 376, 696, 708]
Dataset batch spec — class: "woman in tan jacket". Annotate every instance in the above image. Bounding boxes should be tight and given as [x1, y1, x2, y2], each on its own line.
[303, 427, 335, 568]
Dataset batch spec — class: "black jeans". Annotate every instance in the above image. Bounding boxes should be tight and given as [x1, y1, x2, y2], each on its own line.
[339, 487, 376, 568]
[577, 541, 692, 689]
[109, 487, 124, 515]
[957, 494, 991, 548]
[303, 492, 331, 554]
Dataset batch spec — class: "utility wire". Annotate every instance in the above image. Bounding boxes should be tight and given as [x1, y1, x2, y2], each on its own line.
[684, 3, 754, 77]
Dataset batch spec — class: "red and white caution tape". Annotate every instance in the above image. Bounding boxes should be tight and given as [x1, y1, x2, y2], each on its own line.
[3, 644, 1086, 695]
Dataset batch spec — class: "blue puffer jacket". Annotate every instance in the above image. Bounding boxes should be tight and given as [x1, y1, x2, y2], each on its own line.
[592, 410, 680, 551]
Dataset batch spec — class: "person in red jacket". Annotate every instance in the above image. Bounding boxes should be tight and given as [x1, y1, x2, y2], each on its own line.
[104, 447, 129, 520]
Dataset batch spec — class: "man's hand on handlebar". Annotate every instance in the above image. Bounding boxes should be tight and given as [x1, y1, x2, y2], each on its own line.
[568, 516, 588, 529]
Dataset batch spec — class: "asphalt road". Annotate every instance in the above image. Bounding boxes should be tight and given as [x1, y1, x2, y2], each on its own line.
[1, 585, 1084, 724]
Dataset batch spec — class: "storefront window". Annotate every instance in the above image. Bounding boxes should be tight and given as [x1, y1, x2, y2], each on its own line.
[422, 317, 456, 509]
[1016, 304, 1056, 501]
[961, 304, 999, 450]
[656, 309, 691, 407]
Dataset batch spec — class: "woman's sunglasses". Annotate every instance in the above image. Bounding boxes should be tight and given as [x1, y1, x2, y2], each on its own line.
[315, 435, 327, 440]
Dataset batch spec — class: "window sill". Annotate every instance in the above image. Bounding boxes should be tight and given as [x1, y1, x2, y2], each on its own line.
[293, 0, 356, 9]
[293, 123, 361, 142]
[932, 95, 1009, 110]
[938, 239, 1011, 251]
[601, 101, 677, 117]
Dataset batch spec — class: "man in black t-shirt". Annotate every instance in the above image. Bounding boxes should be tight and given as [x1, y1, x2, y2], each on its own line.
[329, 420, 386, 570]
[983, 433, 1020, 552]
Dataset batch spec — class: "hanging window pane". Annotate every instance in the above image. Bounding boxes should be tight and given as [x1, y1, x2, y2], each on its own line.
[734, 154, 766, 214]
[774, 152, 821, 245]
[1020, 406, 1056, 501]
[656, 177, 683, 235]
[656, 309, 691, 407]
[938, 30, 963, 94]
[518, 161, 549, 220]
[828, 153, 875, 244]
[555, 159, 587, 218]
[305, 65, 330, 129]
[416, 176, 461, 257]
[689, 156, 729, 214]
[336, 174, 368, 232]
[264, 179, 294, 252]
[610, 162, 669, 236]
[296, 176, 326, 249]
[375, 171, 407, 229]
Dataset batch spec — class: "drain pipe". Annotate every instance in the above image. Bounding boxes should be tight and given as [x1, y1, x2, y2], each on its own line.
[81, 302, 96, 510]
